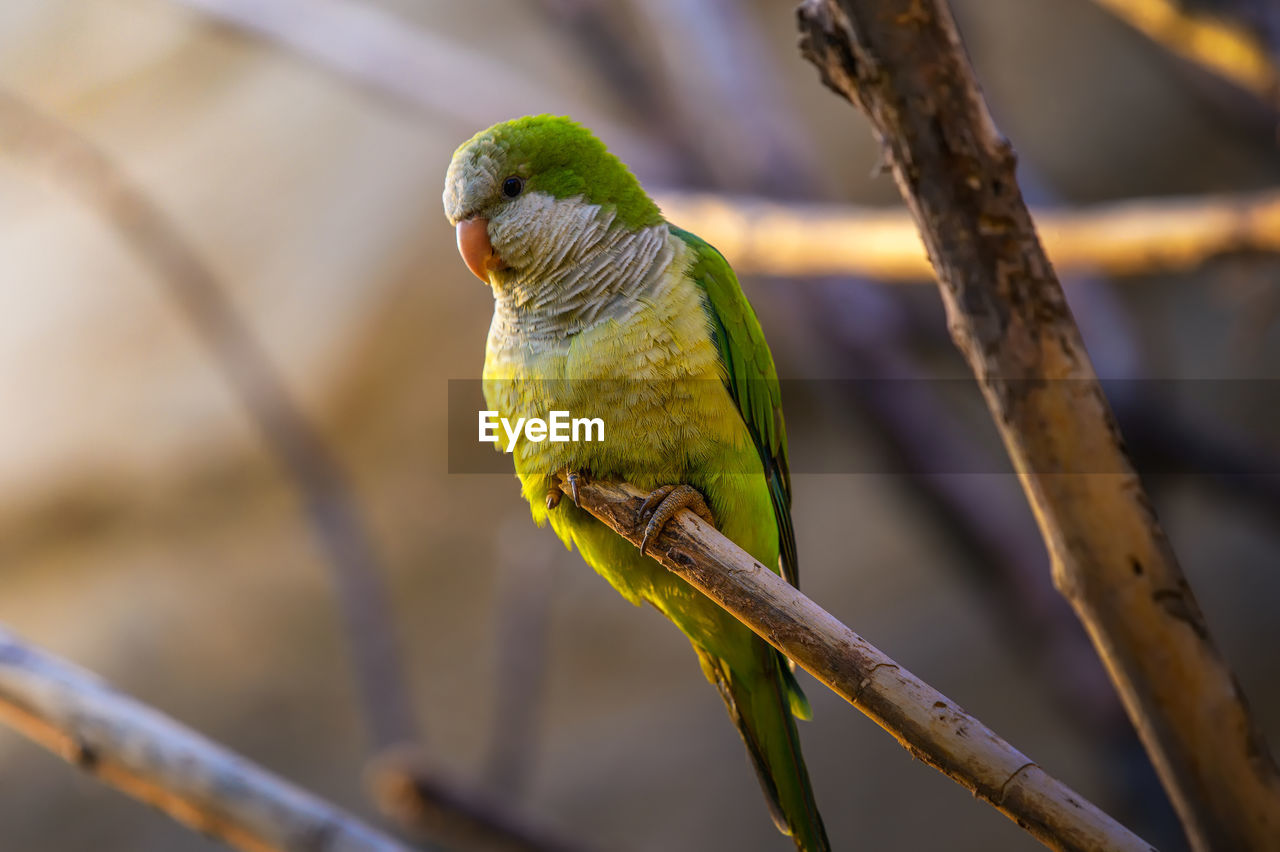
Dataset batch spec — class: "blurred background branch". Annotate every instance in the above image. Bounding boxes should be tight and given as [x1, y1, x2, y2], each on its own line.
[1087, 0, 1280, 109]
[0, 625, 411, 852]
[655, 188, 1280, 280]
[171, 0, 673, 180]
[368, 749, 592, 852]
[0, 87, 417, 755]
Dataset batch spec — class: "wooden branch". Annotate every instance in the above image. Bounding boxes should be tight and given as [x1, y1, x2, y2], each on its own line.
[796, 3, 1280, 851]
[555, 474, 1151, 852]
[653, 188, 1280, 280]
[0, 626, 410, 852]
[1087, 0, 1280, 108]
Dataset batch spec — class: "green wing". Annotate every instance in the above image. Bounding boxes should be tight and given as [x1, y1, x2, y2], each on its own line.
[670, 225, 798, 589]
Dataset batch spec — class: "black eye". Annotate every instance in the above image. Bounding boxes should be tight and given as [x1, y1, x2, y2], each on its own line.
[502, 176, 524, 198]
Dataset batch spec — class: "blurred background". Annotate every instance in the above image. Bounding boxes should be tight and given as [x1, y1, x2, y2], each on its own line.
[0, 0, 1277, 850]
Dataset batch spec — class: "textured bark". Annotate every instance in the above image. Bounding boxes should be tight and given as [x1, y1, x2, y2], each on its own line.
[559, 474, 1153, 852]
[795, 2, 1280, 850]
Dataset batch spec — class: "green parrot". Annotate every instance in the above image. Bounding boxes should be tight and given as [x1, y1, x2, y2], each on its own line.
[444, 115, 828, 851]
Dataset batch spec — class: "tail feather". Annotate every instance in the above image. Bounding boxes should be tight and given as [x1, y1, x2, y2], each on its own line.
[696, 645, 830, 852]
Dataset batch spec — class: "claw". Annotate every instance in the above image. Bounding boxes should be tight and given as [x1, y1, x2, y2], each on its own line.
[638, 484, 713, 557]
[547, 468, 584, 511]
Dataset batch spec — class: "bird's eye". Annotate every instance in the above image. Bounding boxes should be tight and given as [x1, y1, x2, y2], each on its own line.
[502, 176, 524, 198]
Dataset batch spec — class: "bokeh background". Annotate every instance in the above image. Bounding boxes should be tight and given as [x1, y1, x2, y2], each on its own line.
[1, 1, 1277, 850]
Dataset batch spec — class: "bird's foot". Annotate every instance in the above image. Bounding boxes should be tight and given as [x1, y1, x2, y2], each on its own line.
[545, 468, 586, 510]
[638, 484, 714, 557]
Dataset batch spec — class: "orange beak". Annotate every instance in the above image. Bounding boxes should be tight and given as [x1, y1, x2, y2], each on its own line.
[456, 217, 505, 283]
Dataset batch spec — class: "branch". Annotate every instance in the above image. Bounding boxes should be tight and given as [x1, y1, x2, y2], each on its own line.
[652, 188, 1280, 280]
[556, 474, 1151, 852]
[0, 87, 416, 753]
[796, 3, 1280, 851]
[367, 749, 592, 852]
[1086, 0, 1280, 108]
[0, 626, 410, 852]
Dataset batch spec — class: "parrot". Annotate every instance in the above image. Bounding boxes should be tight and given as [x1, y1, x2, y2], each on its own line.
[444, 115, 829, 851]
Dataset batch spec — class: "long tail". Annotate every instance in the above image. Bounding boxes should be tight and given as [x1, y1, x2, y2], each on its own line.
[697, 642, 829, 851]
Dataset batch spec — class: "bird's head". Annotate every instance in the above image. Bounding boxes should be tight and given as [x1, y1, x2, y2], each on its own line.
[443, 115, 664, 289]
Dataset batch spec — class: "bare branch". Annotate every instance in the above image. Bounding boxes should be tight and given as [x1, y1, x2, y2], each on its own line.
[796, 2, 1280, 850]
[0, 87, 416, 754]
[1087, 0, 1280, 108]
[368, 749, 592, 852]
[653, 188, 1280, 280]
[0, 626, 410, 852]
[555, 474, 1152, 852]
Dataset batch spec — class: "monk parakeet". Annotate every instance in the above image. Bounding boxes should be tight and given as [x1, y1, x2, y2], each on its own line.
[444, 115, 828, 851]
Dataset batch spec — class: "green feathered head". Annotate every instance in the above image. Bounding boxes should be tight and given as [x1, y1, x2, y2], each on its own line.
[443, 116, 665, 285]
[444, 115, 661, 228]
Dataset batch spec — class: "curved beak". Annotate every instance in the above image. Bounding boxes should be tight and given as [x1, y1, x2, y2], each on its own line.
[456, 217, 505, 283]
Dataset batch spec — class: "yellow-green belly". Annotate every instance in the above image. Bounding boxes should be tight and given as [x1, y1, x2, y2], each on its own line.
[481, 262, 778, 666]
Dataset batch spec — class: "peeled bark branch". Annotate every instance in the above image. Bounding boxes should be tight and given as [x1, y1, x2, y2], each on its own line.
[0, 626, 410, 852]
[796, 2, 1280, 850]
[653, 188, 1280, 280]
[555, 474, 1151, 852]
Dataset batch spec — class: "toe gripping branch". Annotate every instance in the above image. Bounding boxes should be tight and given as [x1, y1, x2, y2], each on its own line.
[546, 469, 584, 510]
[638, 484, 714, 557]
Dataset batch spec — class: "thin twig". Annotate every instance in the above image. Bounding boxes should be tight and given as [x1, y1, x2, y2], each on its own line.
[653, 188, 1280, 280]
[796, 2, 1280, 850]
[0, 626, 411, 852]
[368, 749, 592, 852]
[555, 474, 1152, 852]
[0, 88, 417, 754]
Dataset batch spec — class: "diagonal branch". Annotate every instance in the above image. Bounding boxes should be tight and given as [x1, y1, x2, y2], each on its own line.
[0, 626, 410, 852]
[795, 2, 1280, 850]
[0, 87, 416, 755]
[555, 473, 1152, 852]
